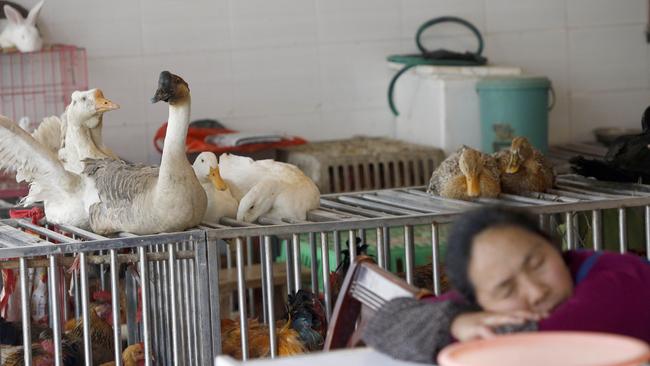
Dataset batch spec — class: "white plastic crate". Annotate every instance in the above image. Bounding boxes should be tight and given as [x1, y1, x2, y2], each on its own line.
[278, 137, 445, 194]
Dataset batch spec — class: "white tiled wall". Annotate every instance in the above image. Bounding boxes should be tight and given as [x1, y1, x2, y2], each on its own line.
[20, 0, 650, 162]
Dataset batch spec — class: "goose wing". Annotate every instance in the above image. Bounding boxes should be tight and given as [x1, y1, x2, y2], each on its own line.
[0, 115, 78, 193]
[32, 114, 64, 153]
[82, 158, 159, 203]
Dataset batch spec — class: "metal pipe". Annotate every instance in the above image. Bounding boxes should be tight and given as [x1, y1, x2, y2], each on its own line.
[109, 250, 123, 366]
[48, 255, 63, 366]
[431, 223, 441, 296]
[263, 236, 278, 358]
[19, 257, 32, 366]
[153, 245, 164, 364]
[139, 247, 153, 366]
[236, 237, 250, 360]
[161, 244, 173, 365]
[180, 242, 191, 364]
[73, 270, 81, 320]
[246, 237, 255, 317]
[320, 232, 332, 321]
[260, 237, 269, 324]
[79, 252, 93, 366]
[168, 244, 182, 366]
[285, 238, 294, 295]
[348, 230, 357, 264]
[565, 212, 575, 250]
[384, 226, 391, 270]
[194, 240, 213, 365]
[376, 227, 385, 269]
[309, 232, 318, 294]
[404, 225, 414, 285]
[592, 210, 602, 251]
[618, 208, 627, 253]
[292, 233, 301, 291]
[188, 247, 200, 366]
[333, 230, 341, 268]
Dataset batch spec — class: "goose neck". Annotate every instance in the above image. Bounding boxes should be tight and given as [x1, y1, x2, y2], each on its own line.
[160, 96, 191, 170]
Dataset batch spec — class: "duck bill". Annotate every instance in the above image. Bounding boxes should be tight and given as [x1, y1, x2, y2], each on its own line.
[95, 97, 120, 113]
[466, 176, 481, 197]
[506, 155, 520, 174]
[209, 167, 228, 191]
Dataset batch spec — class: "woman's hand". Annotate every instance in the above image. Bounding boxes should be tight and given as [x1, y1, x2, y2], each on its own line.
[450, 310, 546, 341]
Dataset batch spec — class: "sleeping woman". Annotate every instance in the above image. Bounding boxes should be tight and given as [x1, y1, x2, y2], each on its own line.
[362, 206, 650, 363]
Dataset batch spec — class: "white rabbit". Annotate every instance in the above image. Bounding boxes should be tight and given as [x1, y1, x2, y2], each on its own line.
[0, 0, 44, 52]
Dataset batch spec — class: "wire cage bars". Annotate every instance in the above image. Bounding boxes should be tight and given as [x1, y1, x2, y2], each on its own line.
[0, 45, 88, 127]
[0, 174, 650, 365]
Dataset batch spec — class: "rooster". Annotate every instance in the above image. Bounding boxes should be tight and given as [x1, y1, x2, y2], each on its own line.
[66, 303, 114, 365]
[329, 237, 369, 302]
[220, 289, 326, 359]
[221, 318, 305, 359]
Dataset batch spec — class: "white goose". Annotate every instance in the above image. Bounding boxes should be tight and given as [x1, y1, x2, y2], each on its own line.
[0, 71, 206, 234]
[218, 153, 320, 222]
[31, 89, 119, 161]
[192, 152, 238, 222]
[17, 89, 118, 185]
[83, 71, 207, 234]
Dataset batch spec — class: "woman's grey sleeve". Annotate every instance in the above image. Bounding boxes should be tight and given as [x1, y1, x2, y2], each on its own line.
[361, 298, 473, 364]
[362, 297, 539, 364]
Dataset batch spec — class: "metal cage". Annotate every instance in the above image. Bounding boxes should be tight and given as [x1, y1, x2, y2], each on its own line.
[0, 174, 649, 365]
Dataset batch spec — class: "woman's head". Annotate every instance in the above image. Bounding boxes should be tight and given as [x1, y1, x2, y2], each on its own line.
[446, 206, 573, 314]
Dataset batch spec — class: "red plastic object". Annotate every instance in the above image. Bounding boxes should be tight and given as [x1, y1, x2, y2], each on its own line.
[153, 122, 307, 155]
[9, 206, 44, 225]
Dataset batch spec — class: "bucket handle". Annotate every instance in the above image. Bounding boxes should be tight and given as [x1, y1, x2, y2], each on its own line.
[548, 84, 556, 111]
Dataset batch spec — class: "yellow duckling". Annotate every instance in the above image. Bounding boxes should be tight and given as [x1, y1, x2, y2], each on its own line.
[427, 146, 501, 200]
[493, 136, 555, 194]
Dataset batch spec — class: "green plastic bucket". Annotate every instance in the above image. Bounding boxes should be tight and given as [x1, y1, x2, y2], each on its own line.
[476, 76, 553, 153]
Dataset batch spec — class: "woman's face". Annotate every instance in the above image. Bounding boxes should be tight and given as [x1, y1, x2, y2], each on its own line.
[468, 226, 573, 315]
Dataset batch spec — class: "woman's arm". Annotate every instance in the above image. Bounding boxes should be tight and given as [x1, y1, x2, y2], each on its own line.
[362, 298, 472, 363]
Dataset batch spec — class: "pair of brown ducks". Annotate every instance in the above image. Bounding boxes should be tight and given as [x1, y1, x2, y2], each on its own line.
[427, 137, 555, 200]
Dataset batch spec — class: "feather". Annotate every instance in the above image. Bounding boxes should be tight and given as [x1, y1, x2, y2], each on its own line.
[0, 115, 79, 205]
[31, 115, 64, 153]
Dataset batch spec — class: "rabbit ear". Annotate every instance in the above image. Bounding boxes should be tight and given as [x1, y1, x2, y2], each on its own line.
[26, 0, 45, 25]
[4, 4, 24, 25]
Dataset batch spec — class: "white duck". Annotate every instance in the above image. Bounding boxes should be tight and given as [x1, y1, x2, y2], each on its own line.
[218, 153, 320, 222]
[0, 71, 206, 234]
[192, 152, 238, 222]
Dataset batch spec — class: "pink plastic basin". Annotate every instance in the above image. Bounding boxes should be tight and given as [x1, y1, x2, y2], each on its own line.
[438, 332, 650, 366]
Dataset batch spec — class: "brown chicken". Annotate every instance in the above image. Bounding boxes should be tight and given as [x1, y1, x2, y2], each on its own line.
[99, 342, 147, 366]
[221, 318, 306, 359]
[2, 329, 81, 366]
[397, 263, 450, 294]
[67, 303, 114, 365]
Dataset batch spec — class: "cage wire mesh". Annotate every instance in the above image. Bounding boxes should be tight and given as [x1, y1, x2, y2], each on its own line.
[0, 45, 88, 128]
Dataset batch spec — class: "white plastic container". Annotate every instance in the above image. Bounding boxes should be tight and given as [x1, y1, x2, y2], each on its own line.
[390, 64, 522, 155]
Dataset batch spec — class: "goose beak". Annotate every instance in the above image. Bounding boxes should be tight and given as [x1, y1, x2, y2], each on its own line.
[506, 154, 520, 174]
[152, 70, 174, 103]
[466, 175, 481, 197]
[95, 97, 120, 113]
[209, 167, 228, 191]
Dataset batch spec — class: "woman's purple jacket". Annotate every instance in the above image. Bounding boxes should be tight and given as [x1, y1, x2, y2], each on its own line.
[429, 250, 650, 343]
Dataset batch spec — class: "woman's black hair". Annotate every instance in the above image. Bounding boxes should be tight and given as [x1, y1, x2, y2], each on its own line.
[445, 206, 556, 304]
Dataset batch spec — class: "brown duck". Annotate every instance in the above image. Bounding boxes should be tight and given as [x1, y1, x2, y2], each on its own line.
[493, 137, 555, 194]
[427, 146, 501, 200]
